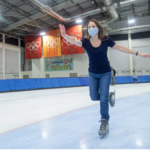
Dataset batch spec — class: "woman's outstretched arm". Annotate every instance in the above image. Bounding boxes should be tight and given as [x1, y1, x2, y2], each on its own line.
[59, 24, 82, 47]
[113, 43, 150, 58]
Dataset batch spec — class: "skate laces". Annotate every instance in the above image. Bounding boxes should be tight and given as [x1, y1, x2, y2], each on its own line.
[99, 119, 108, 130]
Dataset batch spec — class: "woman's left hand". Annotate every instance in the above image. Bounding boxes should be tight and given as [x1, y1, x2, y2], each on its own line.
[138, 53, 150, 58]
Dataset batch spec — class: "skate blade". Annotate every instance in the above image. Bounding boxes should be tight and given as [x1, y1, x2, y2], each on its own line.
[109, 92, 115, 107]
[99, 133, 108, 138]
[99, 132, 109, 138]
[111, 94, 115, 107]
[100, 135, 105, 138]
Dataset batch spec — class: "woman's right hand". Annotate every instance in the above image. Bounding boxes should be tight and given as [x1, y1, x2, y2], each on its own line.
[59, 24, 66, 37]
[59, 24, 82, 47]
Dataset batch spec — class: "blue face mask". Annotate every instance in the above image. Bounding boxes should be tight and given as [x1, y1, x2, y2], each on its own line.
[88, 27, 99, 36]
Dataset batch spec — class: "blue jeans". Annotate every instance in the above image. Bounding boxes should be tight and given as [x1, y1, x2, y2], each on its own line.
[89, 71, 111, 120]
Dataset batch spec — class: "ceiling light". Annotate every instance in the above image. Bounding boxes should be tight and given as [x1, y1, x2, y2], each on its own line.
[76, 19, 82, 23]
[40, 32, 46, 36]
[128, 19, 135, 23]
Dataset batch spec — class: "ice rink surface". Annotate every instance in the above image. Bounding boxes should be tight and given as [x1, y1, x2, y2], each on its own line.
[0, 83, 150, 149]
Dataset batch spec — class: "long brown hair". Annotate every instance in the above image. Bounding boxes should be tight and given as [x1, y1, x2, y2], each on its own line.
[87, 19, 107, 41]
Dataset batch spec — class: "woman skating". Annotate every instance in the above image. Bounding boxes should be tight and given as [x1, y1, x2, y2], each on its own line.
[59, 19, 150, 137]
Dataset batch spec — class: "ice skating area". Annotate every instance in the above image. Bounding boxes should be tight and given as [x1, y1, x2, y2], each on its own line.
[0, 83, 150, 149]
[0, 0, 150, 149]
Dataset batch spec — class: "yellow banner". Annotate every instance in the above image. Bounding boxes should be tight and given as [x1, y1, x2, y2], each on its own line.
[43, 29, 61, 57]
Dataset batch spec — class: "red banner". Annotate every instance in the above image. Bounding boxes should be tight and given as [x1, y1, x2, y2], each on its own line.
[25, 36, 42, 59]
[62, 25, 83, 55]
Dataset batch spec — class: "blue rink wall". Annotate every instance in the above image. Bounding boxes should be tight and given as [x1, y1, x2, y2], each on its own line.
[0, 76, 150, 92]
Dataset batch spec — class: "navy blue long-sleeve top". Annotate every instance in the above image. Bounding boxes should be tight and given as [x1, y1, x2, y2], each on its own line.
[81, 37, 116, 74]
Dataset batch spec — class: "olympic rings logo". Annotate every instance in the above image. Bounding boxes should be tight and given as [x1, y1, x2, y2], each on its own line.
[63, 35, 81, 46]
[44, 38, 59, 48]
[26, 41, 41, 51]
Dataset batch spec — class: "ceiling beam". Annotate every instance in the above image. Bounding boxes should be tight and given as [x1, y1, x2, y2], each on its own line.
[62, 9, 71, 16]
[0, 0, 31, 18]
[35, 18, 55, 30]
[75, 3, 84, 12]
[132, 4, 135, 16]
[23, 25, 31, 34]
[117, 0, 120, 7]
[1, 12, 45, 32]
[149, 0, 150, 13]
[15, 26, 40, 33]
[22, 24, 42, 30]
[51, 0, 58, 5]
[1, 0, 55, 31]
[22, 0, 68, 27]
[1, 0, 89, 32]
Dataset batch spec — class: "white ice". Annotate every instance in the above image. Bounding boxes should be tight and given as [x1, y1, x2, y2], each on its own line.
[0, 83, 150, 135]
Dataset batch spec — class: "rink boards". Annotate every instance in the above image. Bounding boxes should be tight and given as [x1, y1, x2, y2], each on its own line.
[0, 76, 150, 92]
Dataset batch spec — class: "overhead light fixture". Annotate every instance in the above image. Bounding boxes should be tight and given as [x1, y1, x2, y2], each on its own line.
[128, 19, 135, 23]
[40, 32, 46, 36]
[76, 19, 82, 23]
